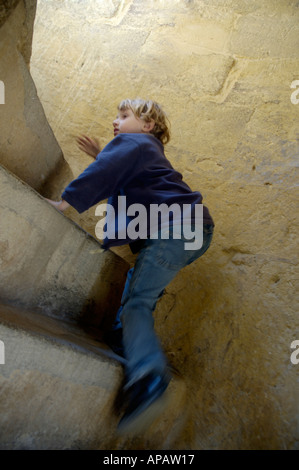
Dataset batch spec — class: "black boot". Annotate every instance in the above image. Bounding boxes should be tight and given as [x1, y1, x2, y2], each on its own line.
[117, 372, 170, 434]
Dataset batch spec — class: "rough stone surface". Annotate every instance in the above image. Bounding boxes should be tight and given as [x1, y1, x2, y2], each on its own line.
[0, 164, 129, 328]
[2, 0, 298, 450]
[0, 0, 20, 29]
[0, 0, 70, 191]
[0, 305, 122, 450]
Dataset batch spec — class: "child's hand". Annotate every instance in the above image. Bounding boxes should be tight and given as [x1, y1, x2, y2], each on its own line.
[76, 135, 100, 158]
[44, 198, 70, 212]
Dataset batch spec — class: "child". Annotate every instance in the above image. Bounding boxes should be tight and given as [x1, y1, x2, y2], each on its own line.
[46, 98, 214, 434]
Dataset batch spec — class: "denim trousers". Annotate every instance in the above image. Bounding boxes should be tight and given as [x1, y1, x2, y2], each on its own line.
[113, 224, 214, 388]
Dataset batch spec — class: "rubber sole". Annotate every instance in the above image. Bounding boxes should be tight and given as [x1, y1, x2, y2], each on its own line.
[117, 382, 171, 436]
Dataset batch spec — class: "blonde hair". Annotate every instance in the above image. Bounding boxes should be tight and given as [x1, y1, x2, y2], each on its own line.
[117, 98, 171, 145]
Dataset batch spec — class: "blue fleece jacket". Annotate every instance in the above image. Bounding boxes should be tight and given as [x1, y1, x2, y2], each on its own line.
[61, 133, 214, 247]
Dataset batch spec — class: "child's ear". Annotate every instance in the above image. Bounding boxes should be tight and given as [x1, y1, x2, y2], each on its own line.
[143, 119, 155, 133]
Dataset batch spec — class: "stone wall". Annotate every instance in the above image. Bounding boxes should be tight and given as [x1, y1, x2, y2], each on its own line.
[21, 0, 299, 449]
[0, 0, 70, 191]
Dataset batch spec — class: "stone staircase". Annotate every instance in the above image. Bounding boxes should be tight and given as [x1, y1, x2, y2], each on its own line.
[0, 164, 188, 450]
[0, 303, 124, 450]
[0, 164, 128, 327]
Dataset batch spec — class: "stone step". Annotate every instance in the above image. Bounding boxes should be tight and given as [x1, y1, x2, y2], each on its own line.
[0, 163, 129, 329]
[0, 302, 123, 450]
[0, 304, 188, 450]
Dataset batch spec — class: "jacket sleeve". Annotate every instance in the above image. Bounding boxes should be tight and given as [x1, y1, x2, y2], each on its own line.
[61, 135, 141, 213]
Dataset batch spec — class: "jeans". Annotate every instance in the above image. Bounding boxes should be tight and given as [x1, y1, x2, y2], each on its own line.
[113, 224, 214, 388]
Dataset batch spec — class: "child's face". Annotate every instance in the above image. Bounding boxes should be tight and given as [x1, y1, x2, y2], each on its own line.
[113, 108, 153, 137]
